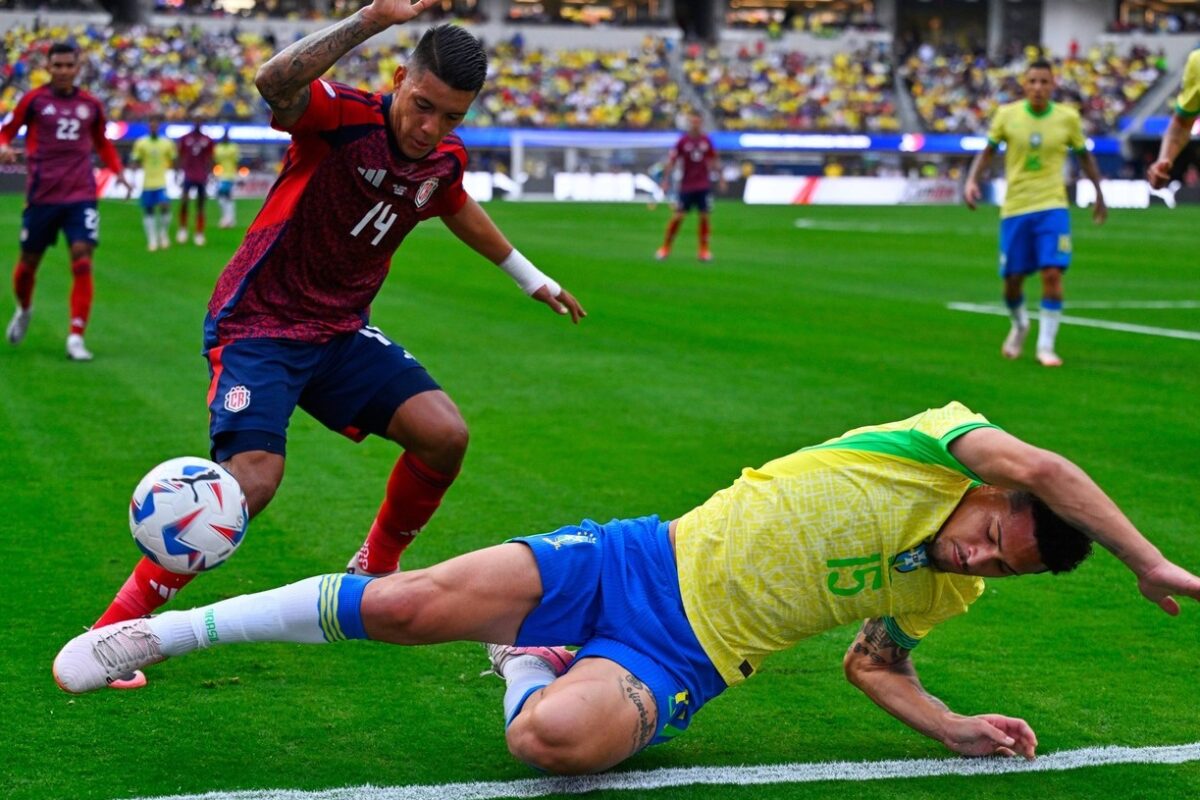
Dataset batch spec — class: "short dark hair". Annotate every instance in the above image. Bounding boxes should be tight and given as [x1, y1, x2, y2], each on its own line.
[48, 42, 78, 59]
[409, 24, 488, 94]
[1027, 58, 1053, 74]
[1013, 491, 1092, 574]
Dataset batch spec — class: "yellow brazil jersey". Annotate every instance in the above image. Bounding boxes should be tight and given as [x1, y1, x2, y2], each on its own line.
[132, 136, 176, 190]
[214, 141, 240, 179]
[987, 101, 1086, 218]
[1177, 49, 1200, 119]
[674, 403, 992, 687]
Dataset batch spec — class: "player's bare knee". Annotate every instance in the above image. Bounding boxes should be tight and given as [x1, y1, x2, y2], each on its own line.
[506, 699, 603, 775]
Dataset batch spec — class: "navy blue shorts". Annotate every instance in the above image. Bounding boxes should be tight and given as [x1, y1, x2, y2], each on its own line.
[141, 188, 168, 212]
[182, 180, 208, 203]
[512, 516, 727, 746]
[676, 189, 713, 213]
[998, 208, 1071, 277]
[20, 201, 98, 254]
[205, 326, 441, 461]
[217, 180, 234, 199]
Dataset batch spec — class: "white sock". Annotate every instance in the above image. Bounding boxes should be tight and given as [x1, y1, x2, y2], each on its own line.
[157, 209, 171, 238]
[502, 655, 557, 725]
[147, 575, 331, 656]
[142, 216, 156, 244]
[1010, 305, 1029, 330]
[1038, 309, 1061, 352]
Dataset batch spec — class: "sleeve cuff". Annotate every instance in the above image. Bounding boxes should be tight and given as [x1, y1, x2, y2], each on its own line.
[1175, 104, 1200, 119]
[883, 616, 921, 650]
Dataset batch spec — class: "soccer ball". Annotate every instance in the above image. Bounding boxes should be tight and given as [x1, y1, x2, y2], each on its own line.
[129, 457, 248, 574]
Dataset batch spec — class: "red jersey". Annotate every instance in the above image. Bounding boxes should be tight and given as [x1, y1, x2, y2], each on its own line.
[0, 85, 122, 204]
[205, 79, 469, 347]
[670, 133, 717, 193]
[178, 129, 215, 184]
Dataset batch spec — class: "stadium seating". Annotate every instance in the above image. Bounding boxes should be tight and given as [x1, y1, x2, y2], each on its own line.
[904, 45, 1164, 135]
[683, 42, 900, 132]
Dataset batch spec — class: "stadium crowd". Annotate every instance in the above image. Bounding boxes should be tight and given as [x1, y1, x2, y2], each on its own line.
[684, 40, 900, 132]
[904, 44, 1164, 135]
[0, 22, 1173, 134]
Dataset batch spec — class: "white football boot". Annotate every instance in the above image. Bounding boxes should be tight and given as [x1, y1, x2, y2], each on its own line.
[53, 619, 166, 694]
[176, 228, 189, 244]
[66, 334, 94, 362]
[1001, 323, 1029, 360]
[345, 545, 397, 578]
[6, 306, 31, 345]
[1036, 349, 1064, 367]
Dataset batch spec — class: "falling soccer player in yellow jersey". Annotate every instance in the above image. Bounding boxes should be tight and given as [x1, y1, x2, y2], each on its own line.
[56, 403, 1200, 775]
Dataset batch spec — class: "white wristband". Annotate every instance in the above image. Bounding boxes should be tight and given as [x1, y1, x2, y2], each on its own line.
[499, 249, 561, 297]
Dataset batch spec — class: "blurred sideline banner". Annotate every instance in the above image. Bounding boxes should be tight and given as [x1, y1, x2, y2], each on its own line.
[744, 176, 962, 205]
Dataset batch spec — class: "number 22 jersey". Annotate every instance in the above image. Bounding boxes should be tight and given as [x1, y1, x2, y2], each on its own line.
[674, 403, 992, 686]
[205, 79, 469, 348]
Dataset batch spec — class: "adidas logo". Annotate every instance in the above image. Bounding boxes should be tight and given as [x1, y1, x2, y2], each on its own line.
[41, 103, 57, 115]
[358, 167, 386, 188]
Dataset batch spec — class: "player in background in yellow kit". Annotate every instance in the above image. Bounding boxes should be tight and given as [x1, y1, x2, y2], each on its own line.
[55, 403, 1200, 774]
[130, 119, 176, 252]
[213, 131, 241, 229]
[1147, 48, 1199, 188]
[964, 59, 1107, 368]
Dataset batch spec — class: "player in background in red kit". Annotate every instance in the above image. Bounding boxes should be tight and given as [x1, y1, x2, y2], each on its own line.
[177, 123, 216, 246]
[656, 112, 726, 263]
[89, 2, 586, 689]
[0, 41, 132, 361]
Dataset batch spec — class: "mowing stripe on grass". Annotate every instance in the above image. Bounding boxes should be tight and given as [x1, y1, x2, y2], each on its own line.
[947, 302, 1200, 341]
[124, 741, 1200, 800]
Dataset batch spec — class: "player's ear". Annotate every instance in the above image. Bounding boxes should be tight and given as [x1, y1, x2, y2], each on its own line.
[392, 64, 407, 91]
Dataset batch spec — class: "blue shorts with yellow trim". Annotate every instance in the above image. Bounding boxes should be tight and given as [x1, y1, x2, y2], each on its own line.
[998, 208, 1071, 277]
[512, 515, 727, 746]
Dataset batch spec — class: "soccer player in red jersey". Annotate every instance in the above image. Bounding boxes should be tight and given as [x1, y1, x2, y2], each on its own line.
[91, 0, 586, 686]
[176, 123, 216, 246]
[656, 112, 725, 263]
[0, 42, 132, 361]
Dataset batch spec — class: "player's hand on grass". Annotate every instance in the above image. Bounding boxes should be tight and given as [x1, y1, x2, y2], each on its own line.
[942, 713, 1037, 759]
[1136, 559, 1200, 615]
[963, 181, 982, 210]
[532, 284, 586, 324]
[1146, 160, 1173, 190]
[362, 0, 432, 26]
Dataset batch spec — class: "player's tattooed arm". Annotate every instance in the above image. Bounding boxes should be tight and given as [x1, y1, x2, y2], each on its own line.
[845, 619, 949, 711]
[620, 672, 657, 754]
[255, 0, 431, 126]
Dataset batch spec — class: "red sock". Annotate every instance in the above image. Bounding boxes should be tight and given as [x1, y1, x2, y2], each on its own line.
[94, 558, 196, 627]
[196, 206, 206, 234]
[663, 218, 682, 247]
[69, 256, 93, 336]
[354, 453, 458, 573]
[699, 217, 711, 249]
[178, 204, 188, 228]
[13, 258, 36, 309]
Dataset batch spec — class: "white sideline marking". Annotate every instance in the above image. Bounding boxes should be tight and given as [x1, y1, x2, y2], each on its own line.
[123, 741, 1200, 800]
[1062, 300, 1200, 310]
[947, 302, 1200, 341]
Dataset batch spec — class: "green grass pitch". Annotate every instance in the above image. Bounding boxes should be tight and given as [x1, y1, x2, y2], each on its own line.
[1, 196, 1197, 799]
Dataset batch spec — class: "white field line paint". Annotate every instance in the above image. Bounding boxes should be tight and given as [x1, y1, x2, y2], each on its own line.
[947, 302, 1200, 342]
[793, 219, 986, 235]
[122, 741, 1200, 800]
[1057, 300, 1200, 310]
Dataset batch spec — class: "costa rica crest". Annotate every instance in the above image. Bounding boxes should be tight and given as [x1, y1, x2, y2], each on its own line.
[224, 385, 251, 413]
[414, 177, 439, 209]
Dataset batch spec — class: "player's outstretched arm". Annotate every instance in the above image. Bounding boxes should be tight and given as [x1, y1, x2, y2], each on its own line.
[442, 197, 587, 323]
[255, 0, 432, 127]
[948, 426, 1200, 613]
[844, 619, 1037, 759]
